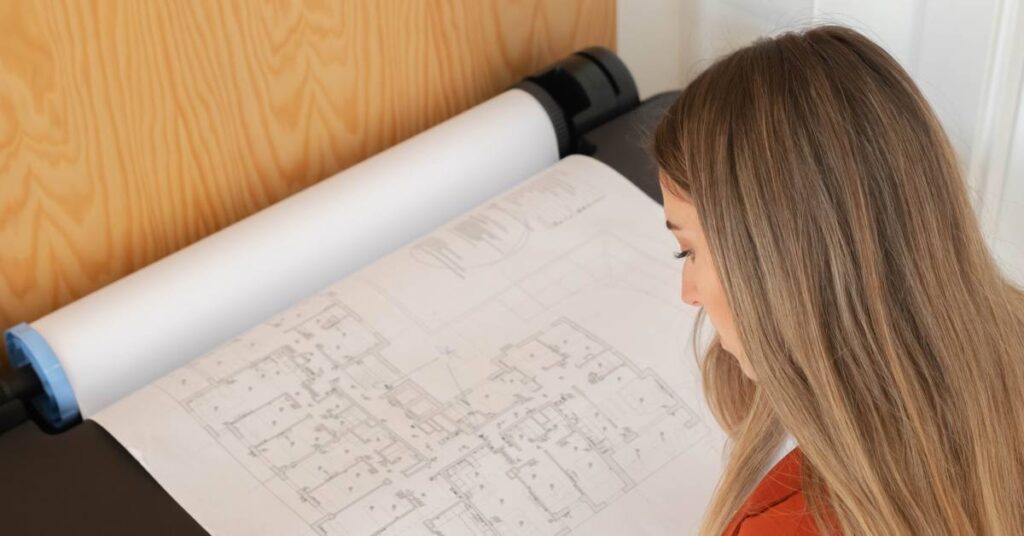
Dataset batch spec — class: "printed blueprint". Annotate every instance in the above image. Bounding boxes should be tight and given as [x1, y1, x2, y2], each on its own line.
[96, 155, 727, 536]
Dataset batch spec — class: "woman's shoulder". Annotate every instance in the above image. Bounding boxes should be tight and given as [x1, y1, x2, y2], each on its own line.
[722, 447, 829, 536]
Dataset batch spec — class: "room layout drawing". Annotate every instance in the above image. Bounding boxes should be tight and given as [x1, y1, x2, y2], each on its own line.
[157, 295, 709, 536]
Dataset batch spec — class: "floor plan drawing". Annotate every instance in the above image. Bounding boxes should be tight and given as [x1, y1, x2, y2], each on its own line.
[96, 156, 725, 536]
[155, 302, 708, 536]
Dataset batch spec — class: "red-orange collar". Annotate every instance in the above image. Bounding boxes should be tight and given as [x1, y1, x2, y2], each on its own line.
[722, 447, 806, 535]
[741, 446, 803, 514]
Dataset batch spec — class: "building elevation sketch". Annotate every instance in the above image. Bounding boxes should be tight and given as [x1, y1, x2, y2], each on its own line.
[96, 156, 727, 536]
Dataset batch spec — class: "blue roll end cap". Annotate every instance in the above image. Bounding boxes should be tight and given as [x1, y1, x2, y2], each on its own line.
[4, 323, 80, 429]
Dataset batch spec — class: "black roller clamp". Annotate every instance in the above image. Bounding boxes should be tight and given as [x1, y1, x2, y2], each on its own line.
[0, 367, 39, 432]
[514, 46, 639, 157]
[0, 366, 40, 407]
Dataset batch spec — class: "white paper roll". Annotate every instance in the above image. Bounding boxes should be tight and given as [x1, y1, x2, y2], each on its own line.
[30, 88, 559, 418]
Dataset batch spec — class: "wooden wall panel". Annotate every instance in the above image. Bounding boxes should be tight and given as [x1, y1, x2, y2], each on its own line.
[0, 0, 616, 363]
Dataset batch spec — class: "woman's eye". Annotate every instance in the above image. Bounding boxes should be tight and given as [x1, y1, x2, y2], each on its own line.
[673, 249, 692, 260]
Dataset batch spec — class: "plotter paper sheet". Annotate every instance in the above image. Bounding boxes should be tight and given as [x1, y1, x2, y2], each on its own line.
[96, 155, 726, 536]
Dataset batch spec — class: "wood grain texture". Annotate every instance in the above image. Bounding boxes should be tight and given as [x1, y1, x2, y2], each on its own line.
[0, 0, 616, 364]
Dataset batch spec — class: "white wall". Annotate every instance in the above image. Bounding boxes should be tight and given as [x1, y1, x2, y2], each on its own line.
[990, 83, 1024, 284]
[618, 0, 1023, 285]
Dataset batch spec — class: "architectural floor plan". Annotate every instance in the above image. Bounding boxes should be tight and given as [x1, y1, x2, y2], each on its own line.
[96, 156, 725, 536]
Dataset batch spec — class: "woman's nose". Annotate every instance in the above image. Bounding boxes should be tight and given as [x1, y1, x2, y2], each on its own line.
[681, 269, 701, 306]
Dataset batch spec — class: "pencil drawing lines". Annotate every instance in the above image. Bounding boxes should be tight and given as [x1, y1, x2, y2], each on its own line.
[410, 205, 531, 279]
[157, 300, 708, 536]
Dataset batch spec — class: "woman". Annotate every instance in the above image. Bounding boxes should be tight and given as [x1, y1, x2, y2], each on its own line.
[653, 24, 1024, 535]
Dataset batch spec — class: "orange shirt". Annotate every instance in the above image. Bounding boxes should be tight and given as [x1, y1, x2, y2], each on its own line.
[722, 447, 834, 535]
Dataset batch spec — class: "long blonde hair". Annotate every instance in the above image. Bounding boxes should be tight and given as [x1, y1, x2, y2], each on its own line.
[653, 24, 1024, 535]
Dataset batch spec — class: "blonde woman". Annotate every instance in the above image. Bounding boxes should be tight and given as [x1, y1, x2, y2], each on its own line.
[653, 24, 1024, 535]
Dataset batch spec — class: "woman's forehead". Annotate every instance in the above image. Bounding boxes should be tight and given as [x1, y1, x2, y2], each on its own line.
[658, 169, 693, 200]
[661, 184, 699, 230]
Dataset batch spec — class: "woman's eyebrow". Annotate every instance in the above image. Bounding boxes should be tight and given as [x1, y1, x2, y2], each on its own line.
[665, 219, 683, 231]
